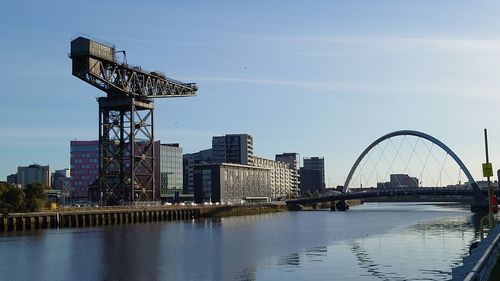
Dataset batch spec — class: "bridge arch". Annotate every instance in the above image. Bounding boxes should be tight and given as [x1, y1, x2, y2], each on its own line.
[343, 130, 480, 194]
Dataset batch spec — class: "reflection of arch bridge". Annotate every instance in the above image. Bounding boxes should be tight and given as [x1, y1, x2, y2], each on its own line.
[287, 130, 489, 212]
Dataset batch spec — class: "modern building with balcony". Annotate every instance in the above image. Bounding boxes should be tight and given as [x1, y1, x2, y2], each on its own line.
[253, 156, 294, 200]
[193, 163, 271, 204]
[212, 134, 254, 165]
[275, 153, 300, 197]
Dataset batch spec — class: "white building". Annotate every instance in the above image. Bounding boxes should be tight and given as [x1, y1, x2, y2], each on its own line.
[17, 164, 50, 188]
[275, 153, 300, 197]
[253, 156, 293, 200]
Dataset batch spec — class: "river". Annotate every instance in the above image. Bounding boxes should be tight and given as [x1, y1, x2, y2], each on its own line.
[0, 202, 480, 281]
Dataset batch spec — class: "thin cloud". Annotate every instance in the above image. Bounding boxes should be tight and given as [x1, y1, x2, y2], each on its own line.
[249, 34, 500, 51]
[184, 75, 500, 99]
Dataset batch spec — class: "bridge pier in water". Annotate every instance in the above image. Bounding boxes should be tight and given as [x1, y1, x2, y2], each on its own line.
[329, 200, 349, 211]
[330, 201, 336, 211]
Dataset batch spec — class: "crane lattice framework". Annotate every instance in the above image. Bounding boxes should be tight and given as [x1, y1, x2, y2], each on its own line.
[70, 37, 197, 204]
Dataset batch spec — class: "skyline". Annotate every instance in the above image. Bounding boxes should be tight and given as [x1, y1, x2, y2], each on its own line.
[1, 1, 500, 186]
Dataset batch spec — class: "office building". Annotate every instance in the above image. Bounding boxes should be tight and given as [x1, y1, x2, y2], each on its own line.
[186, 133, 300, 202]
[377, 174, 419, 190]
[52, 169, 71, 190]
[155, 143, 185, 201]
[299, 167, 323, 195]
[70, 140, 99, 197]
[253, 156, 294, 199]
[183, 148, 213, 194]
[52, 169, 70, 185]
[390, 174, 419, 189]
[17, 164, 50, 188]
[193, 163, 271, 204]
[6, 174, 17, 185]
[212, 134, 254, 165]
[275, 153, 300, 196]
[303, 157, 325, 189]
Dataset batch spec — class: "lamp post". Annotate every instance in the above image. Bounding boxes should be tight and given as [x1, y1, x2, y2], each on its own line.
[480, 128, 496, 239]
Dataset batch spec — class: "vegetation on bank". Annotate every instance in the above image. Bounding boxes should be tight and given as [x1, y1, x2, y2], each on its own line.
[205, 205, 288, 218]
[0, 182, 48, 215]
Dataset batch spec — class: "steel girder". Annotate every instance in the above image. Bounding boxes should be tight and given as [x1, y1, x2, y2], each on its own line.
[72, 57, 197, 98]
[70, 38, 197, 204]
[99, 97, 155, 204]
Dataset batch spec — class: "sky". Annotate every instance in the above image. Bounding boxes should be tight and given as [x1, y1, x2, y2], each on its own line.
[1, 1, 500, 187]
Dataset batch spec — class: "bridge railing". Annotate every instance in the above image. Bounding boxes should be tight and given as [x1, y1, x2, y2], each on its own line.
[452, 224, 500, 281]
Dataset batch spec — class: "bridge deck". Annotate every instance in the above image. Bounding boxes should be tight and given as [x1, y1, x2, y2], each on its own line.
[287, 189, 495, 206]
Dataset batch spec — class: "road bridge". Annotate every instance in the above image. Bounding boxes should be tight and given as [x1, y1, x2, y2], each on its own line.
[287, 130, 490, 212]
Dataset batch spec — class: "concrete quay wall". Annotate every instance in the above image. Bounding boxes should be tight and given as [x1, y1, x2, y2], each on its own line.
[0, 207, 201, 232]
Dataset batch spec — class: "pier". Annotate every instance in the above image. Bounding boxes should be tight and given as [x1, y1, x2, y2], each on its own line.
[0, 206, 201, 231]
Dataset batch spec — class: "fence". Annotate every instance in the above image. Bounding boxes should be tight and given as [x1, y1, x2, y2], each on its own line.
[452, 224, 500, 281]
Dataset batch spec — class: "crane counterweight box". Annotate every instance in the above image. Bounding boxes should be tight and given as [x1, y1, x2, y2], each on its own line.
[70, 37, 115, 62]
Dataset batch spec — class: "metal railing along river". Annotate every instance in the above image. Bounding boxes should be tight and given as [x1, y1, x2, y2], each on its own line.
[452, 224, 500, 281]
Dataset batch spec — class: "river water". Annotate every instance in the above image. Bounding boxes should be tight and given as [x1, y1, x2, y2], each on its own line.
[0, 203, 480, 281]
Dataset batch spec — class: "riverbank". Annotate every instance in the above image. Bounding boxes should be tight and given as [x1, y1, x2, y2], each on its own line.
[0, 207, 202, 231]
[202, 204, 288, 218]
[0, 204, 291, 232]
[295, 199, 363, 211]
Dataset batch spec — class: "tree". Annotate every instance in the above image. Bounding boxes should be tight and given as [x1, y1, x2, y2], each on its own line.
[313, 190, 321, 198]
[24, 183, 47, 212]
[306, 191, 313, 198]
[0, 182, 25, 214]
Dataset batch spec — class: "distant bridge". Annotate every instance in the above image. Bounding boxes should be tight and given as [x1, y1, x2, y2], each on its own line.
[287, 130, 489, 212]
[287, 188, 496, 205]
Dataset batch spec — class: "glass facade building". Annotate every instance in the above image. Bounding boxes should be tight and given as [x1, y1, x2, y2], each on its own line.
[158, 143, 183, 200]
[303, 157, 325, 189]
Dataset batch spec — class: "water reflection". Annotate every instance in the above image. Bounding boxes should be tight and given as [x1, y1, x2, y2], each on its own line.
[278, 253, 300, 266]
[304, 246, 327, 262]
[350, 241, 405, 281]
[100, 224, 162, 281]
[0, 203, 483, 281]
[237, 267, 257, 281]
[254, 203, 477, 281]
[348, 211, 479, 280]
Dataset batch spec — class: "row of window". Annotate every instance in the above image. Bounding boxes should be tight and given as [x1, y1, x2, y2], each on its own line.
[72, 158, 98, 164]
[72, 169, 98, 175]
[71, 180, 93, 187]
[71, 145, 98, 153]
[72, 164, 97, 170]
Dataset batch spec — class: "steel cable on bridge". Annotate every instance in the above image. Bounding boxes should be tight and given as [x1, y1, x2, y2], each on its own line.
[342, 130, 481, 197]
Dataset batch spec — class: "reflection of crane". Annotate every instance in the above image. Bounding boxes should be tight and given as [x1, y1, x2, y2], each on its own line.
[69, 37, 197, 204]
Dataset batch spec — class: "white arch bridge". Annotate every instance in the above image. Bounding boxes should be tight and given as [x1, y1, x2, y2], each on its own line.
[287, 130, 490, 212]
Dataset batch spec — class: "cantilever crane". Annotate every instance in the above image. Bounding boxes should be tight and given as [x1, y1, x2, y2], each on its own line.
[70, 37, 197, 204]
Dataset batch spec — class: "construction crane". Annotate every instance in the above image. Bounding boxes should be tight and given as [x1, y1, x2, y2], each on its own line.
[69, 36, 197, 205]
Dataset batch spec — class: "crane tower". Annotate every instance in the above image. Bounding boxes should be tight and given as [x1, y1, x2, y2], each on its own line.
[69, 37, 197, 204]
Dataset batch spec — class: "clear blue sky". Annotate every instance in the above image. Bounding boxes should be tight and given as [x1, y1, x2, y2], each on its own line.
[1, 1, 499, 187]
